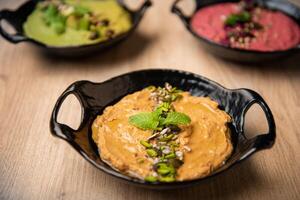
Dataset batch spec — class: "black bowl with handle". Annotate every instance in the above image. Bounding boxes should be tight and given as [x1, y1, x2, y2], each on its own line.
[50, 69, 276, 189]
[171, 0, 300, 62]
[0, 0, 152, 56]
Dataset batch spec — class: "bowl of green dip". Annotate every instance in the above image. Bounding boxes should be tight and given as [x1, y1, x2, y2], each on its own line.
[0, 0, 152, 56]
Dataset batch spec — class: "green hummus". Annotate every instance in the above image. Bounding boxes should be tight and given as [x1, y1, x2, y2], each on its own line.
[23, 0, 132, 46]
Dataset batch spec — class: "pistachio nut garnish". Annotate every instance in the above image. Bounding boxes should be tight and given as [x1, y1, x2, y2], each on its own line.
[129, 83, 192, 182]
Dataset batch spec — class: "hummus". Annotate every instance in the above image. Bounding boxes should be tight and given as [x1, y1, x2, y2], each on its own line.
[92, 87, 233, 181]
[23, 0, 132, 46]
[191, 2, 300, 51]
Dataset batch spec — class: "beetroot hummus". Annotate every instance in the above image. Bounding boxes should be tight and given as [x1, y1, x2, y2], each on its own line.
[191, 2, 300, 51]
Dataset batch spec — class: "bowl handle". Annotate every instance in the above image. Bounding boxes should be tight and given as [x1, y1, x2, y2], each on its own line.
[137, 0, 152, 15]
[0, 10, 27, 43]
[50, 84, 85, 141]
[118, 0, 152, 15]
[238, 89, 276, 161]
[171, 0, 191, 28]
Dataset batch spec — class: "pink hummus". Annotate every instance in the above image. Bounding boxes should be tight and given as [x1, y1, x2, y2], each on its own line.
[191, 2, 300, 51]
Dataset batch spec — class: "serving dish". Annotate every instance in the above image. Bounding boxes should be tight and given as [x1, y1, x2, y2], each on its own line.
[171, 0, 300, 62]
[0, 0, 152, 56]
[50, 69, 276, 189]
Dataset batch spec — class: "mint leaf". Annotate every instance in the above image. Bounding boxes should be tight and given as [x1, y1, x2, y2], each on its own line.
[129, 111, 191, 129]
[42, 4, 66, 34]
[44, 4, 58, 18]
[43, 4, 59, 26]
[74, 5, 90, 17]
[225, 11, 251, 26]
[153, 107, 163, 117]
[162, 112, 191, 126]
[129, 112, 159, 130]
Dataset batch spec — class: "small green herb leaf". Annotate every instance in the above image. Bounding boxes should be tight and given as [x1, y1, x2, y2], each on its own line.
[225, 11, 251, 26]
[74, 5, 90, 17]
[129, 112, 159, 130]
[162, 112, 191, 126]
[44, 4, 58, 18]
[42, 4, 67, 34]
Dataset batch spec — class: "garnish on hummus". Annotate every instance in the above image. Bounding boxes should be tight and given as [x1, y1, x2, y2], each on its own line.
[92, 83, 233, 182]
[191, 0, 300, 51]
[23, 0, 132, 46]
[129, 84, 191, 182]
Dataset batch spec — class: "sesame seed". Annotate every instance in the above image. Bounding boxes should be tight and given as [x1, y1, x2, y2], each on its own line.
[183, 146, 191, 152]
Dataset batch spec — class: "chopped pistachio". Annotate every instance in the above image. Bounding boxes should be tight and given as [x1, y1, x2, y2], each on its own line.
[78, 15, 90, 30]
[52, 22, 65, 34]
[145, 176, 157, 182]
[157, 167, 171, 175]
[131, 83, 190, 182]
[140, 140, 152, 148]
[156, 162, 168, 168]
[146, 149, 157, 157]
[169, 141, 179, 148]
[160, 134, 174, 142]
[158, 175, 176, 182]
[66, 15, 78, 29]
[165, 152, 176, 159]
[146, 85, 156, 91]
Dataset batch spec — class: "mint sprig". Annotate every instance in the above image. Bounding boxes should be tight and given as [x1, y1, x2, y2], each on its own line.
[225, 11, 251, 26]
[129, 112, 160, 130]
[162, 112, 191, 126]
[128, 84, 191, 183]
[129, 110, 191, 130]
[41, 4, 67, 34]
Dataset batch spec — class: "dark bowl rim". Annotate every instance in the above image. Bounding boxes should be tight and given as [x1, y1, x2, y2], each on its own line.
[49, 68, 276, 188]
[171, 0, 300, 55]
[0, 0, 152, 49]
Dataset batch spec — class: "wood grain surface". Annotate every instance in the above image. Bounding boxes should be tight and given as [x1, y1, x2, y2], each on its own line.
[0, 0, 300, 199]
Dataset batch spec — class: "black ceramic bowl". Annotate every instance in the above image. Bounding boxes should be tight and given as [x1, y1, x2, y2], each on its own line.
[171, 0, 300, 62]
[50, 69, 276, 189]
[0, 0, 152, 56]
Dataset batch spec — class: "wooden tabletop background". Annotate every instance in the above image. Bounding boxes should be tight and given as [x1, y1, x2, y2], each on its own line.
[1, 0, 300, 199]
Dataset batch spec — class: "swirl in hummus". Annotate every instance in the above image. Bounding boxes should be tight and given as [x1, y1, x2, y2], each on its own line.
[92, 83, 233, 182]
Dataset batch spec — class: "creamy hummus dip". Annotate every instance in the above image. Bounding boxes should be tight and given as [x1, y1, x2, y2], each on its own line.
[92, 86, 233, 182]
[191, 2, 300, 51]
[23, 0, 131, 46]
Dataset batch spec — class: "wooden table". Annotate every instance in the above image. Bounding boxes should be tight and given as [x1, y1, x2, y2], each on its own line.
[1, 0, 299, 199]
